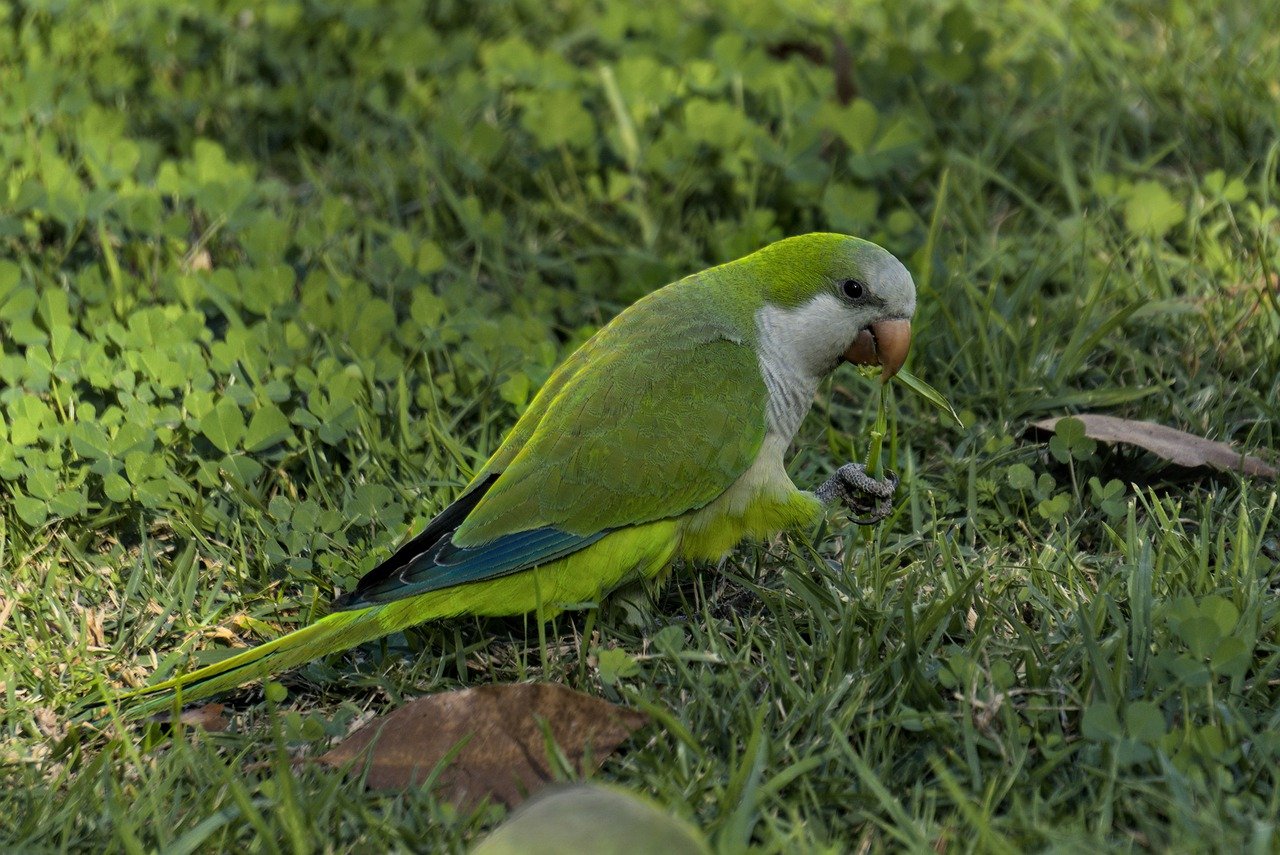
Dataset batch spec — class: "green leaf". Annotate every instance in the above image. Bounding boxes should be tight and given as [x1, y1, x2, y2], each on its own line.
[1210, 637, 1250, 681]
[596, 647, 640, 685]
[1036, 493, 1071, 523]
[111, 422, 155, 458]
[13, 494, 48, 527]
[521, 90, 596, 150]
[38, 289, 71, 332]
[1124, 701, 1166, 742]
[1124, 181, 1184, 238]
[499, 372, 530, 408]
[317, 421, 348, 445]
[103, 473, 133, 502]
[892, 369, 962, 427]
[1082, 703, 1121, 741]
[27, 466, 58, 500]
[221, 454, 264, 485]
[819, 99, 879, 154]
[49, 488, 87, 518]
[1198, 596, 1239, 637]
[8, 397, 52, 447]
[71, 422, 112, 460]
[350, 299, 395, 356]
[291, 499, 320, 533]
[474, 783, 710, 855]
[1176, 616, 1222, 659]
[136, 479, 171, 508]
[821, 182, 880, 234]
[1088, 476, 1127, 519]
[13, 492, 49, 527]
[1006, 463, 1034, 491]
[200, 398, 246, 453]
[651, 625, 686, 655]
[0, 259, 20, 302]
[1115, 738, 1154, 766]
[1049, 417, 1097, 462]
[990, 658, 1016, 691]
[1088, 476, 1123, 500]
[414, 240, 446, 275]
[125, 450, 165, 485]
[411, 290, 445, 328]
[344, 483, 393, 524]
[292, 408, 321, 430]
[1055, 416, 1085, 444]
[1048, 434, 1073, 464]
[680, 98, 752, 150]
[244, 404, 294, 452]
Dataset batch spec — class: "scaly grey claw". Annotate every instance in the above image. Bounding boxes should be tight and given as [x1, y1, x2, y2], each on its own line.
[815, 463, 899, 525]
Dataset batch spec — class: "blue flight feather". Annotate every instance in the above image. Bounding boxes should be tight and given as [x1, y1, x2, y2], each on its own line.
[348, 526, 607, 606]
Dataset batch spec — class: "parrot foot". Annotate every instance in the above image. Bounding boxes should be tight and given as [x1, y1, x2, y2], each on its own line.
[815, 463, 899, 525]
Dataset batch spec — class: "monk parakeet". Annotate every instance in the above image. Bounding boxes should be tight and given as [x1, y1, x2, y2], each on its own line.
[111, 232, 914, 715]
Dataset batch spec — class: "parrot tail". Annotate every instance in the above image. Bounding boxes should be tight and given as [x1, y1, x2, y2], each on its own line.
[104, 606, 390, 720]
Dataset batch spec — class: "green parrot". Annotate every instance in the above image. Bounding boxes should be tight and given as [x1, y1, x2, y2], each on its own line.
[111, 232, 914, 716]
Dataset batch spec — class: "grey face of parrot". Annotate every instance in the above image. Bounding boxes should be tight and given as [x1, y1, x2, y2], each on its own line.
[837, 249, 916, 381]
[757, 247, 916, 387]
[752, 245, 915, 441]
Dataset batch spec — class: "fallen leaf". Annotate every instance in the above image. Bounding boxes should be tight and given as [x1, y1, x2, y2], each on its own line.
[33, 707, 62, 739]
[185, 248, 212, 272]
[157, 703, 229, 731]
[473, 783, 710, 855]
[1033, 415, 1276, 478]
[318, 684, 649, 809]
[85, 609, 105, 648]
[0, 596, 15, 633]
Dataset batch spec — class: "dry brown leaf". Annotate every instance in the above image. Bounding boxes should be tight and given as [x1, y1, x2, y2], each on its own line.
[0, 596, 15, 633]
[185, 249, 212, 272]
[318, 683, 649, 809]
[1033, 414, 1277, 478]
[144, 703, 230, 730]
[161, 703, 230, 731]
[33, 707, 62, 739]
[85, 609, 105, 648]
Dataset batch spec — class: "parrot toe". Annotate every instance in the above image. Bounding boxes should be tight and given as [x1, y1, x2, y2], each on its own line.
[815, 463, 900, 525]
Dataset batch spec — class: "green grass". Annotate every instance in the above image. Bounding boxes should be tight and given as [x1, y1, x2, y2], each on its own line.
[2, 0, 1279, 851]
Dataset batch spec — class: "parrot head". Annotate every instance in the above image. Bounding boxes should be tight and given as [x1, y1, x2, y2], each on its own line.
[752, 233, 916, 382]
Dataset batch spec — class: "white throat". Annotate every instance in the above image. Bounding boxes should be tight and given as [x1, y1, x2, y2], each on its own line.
[755, 294, 849, 441]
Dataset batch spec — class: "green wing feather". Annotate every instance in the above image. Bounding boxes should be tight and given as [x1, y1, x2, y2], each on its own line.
[455, 274, 768, 546]
[327, 272, 768, 611]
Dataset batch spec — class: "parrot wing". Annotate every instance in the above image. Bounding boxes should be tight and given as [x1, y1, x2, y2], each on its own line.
[335, 305, 767, 610]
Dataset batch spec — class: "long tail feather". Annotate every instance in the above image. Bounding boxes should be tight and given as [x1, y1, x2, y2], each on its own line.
[108, 606, 389, 719]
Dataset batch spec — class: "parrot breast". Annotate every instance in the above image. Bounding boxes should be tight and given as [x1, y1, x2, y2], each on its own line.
[677, 435, 823, 560]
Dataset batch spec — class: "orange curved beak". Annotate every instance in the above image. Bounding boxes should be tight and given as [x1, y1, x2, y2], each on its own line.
[842, 319, 912, 381]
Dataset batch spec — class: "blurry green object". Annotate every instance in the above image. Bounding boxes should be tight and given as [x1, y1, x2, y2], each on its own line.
[472, 783, 710, 855]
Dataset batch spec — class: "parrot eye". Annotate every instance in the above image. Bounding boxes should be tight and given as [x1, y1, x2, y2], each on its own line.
[840, 279, 866, 300]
